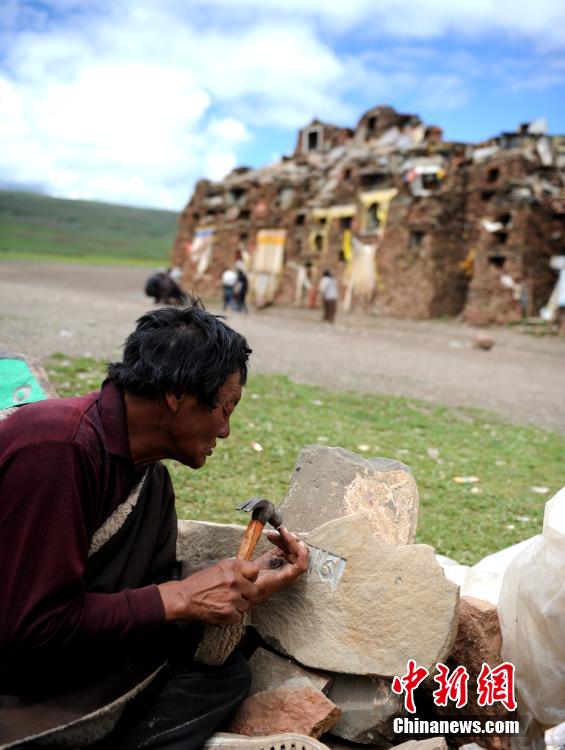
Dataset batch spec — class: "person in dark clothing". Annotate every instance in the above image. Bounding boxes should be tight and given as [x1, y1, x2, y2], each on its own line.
[145, 270, 165, 302]
[0, 301, 308, 749]
[144, 271, 187, 305]
[234, 268, 248, 313]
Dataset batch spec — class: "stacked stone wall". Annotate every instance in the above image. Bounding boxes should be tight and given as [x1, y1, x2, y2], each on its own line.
[171, 106, 565, 323]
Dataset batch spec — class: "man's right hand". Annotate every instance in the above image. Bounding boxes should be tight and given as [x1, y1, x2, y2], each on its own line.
[157, 559, 259, 625]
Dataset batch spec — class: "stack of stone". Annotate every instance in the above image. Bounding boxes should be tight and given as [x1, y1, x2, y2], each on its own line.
[177, 445, 509, 750]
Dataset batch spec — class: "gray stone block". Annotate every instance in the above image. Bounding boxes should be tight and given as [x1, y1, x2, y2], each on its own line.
[279, 445, 419, 545]
[328, 673, 403, 744]
[248, 647, 331, 696]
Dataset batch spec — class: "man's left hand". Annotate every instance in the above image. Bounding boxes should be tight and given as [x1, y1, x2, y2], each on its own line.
[250, 526, 309, 605]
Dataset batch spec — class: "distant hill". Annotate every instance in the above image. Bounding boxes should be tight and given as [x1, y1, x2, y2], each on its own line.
[0, 190, 178, 264]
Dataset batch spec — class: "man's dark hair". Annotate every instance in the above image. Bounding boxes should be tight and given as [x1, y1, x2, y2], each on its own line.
[107, 298, 251, 409]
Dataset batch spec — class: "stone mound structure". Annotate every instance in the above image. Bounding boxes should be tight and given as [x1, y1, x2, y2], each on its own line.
[171, 105, 565, 324]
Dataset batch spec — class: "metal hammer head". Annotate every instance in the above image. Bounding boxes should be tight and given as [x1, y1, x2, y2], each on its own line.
[236, 497, 283, 529]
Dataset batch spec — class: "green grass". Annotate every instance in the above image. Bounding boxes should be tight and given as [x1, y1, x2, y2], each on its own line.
[0, 190, 178, 264]
[46, 354, 565, 566]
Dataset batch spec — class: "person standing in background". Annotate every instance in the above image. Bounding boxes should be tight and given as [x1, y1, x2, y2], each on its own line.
[318, 269, 339, 323]
[234, 265, 249, 313]
[221, 268, 238, 312]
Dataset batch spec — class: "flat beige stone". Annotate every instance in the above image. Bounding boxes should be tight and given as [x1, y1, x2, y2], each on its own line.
[248, 648, 331, 696]
[279, 446, 418, 545]
[252, 514, 459, 676]
[176, 520, 272, 566]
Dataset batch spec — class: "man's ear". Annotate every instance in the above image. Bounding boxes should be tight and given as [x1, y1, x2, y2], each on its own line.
[165, 392, 184, 414]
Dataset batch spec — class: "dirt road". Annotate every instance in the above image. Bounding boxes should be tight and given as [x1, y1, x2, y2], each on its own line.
[1, 260, 564, 433]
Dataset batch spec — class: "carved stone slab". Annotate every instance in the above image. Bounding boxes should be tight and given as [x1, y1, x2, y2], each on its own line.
[252, 514, 459, 676]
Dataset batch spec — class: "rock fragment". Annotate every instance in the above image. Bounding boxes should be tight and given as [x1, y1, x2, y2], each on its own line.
[228, 686, 341, 739]
[280, 445, 419, 545]
[248, 647, 331, 696]
[472, 335, 495, 350]
[327, 673, 403, 745]
[428, 596, 511, 750]
[450, 596, 503, 678]
[394, 739, 448, 750]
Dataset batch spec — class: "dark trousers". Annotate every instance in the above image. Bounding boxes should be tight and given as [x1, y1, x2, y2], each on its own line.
[222, 286, 238, 311]
[235, 289, 248, 313]
[16, 652, 250, 750]
[322, 298, 337, 323]
[106, 651, 250, 750]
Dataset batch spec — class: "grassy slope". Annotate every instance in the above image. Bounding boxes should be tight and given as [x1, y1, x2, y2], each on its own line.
[0, 190, 178, 265]
[46, 355, 565, 566]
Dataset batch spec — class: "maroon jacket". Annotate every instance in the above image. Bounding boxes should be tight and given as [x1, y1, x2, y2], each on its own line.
[0, 382, 166, 669]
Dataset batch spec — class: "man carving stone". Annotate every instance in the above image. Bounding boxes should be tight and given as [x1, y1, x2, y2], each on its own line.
[0, 300, 308, 749]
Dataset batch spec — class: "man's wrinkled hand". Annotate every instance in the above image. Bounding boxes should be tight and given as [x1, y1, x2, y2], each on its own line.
[158, 558, 260, 625]
[251, 526, 309, 605]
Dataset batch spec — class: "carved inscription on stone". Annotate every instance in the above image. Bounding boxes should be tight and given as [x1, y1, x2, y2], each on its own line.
[307, 544, 347, 595]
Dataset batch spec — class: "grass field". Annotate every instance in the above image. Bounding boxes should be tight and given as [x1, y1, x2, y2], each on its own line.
[0, 190, 178, 265]
[45, 354, 564, 566]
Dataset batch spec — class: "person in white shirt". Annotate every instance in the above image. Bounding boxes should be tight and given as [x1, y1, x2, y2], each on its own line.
[318, 269, 339, 323]
[221, 268, 238, 312]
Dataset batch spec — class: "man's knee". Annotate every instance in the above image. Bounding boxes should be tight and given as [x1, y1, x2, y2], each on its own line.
[223, 650, 251, 687]
[167, 649, 250, 705]
[209, 649, 251, 703]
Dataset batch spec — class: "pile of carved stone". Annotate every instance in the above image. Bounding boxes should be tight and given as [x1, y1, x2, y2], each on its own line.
[177, 445, 511, 750]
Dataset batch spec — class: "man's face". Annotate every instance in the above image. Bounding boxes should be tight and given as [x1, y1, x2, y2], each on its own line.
[168, 371, 242, 469]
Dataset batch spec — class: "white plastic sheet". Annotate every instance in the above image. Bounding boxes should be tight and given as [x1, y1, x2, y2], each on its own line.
[437, 536, 536, 605]
[498, 488, 565, 734]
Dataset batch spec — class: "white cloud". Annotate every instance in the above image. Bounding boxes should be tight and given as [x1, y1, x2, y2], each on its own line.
[413, 74, 472, 110]
[0, 0, 563, 209]
[195, 0, 565, 48]
[205, 151, 237, 181]
[206, 118, 250, 143]
[0, 4, 364, 208]
[0, 53, 213, 208]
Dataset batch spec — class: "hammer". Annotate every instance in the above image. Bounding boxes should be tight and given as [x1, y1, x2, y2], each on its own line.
[193, 497, 283, 666]
[235, 497, 283, 560]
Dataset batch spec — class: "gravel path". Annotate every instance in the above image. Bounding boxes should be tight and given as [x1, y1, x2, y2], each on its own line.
[1, 259, 564, 433]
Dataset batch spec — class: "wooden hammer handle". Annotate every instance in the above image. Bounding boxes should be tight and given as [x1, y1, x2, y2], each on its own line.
[237, 519, 265, 560]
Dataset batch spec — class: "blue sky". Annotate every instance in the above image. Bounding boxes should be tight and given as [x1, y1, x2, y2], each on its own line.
[1, 0, 564, 210]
